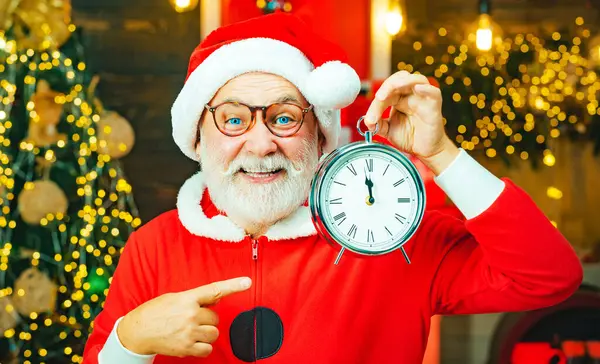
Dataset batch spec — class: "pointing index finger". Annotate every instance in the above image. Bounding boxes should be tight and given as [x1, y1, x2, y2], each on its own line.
[188, 277, 252, 306]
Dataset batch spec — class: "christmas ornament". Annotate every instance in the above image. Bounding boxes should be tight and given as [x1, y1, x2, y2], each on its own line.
[12, 268, 57, 315]
[27, 79, 67, 146]
[10, 0, 71, 51]
[0, 295, 18, 333]
[97, 110, 135, 159]
[17, 179, 68, 225]
[309, 118, 426, 265]
[0, 0, 20, 31]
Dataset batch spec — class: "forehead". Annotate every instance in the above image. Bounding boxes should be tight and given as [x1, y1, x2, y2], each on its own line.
[211, 72, 307, 105]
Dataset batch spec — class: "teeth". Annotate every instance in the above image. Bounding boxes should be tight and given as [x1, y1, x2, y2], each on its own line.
[245, 171, 277, 178]
[242, 169, 281, 173]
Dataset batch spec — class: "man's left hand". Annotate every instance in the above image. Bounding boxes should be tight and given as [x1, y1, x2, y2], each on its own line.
[364, 71, 460, 175]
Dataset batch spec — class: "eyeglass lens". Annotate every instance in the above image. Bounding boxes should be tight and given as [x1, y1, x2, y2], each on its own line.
[213, 102, 305, 136]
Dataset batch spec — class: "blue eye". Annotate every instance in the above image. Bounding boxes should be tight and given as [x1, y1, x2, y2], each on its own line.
[276, 116, 291, 125]
[227, 118, 243, 125]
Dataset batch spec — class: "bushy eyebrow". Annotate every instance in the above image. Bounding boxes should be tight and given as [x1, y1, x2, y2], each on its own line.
[272, 94, 301, 104]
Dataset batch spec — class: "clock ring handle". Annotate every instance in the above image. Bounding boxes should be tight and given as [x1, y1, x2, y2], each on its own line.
[356, 116, 379, 143]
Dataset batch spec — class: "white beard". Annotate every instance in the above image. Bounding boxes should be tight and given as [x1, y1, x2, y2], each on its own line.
[200, 131, 319, 233]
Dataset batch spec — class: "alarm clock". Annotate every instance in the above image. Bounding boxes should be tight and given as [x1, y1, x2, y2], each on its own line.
[309, 117, 426, 265]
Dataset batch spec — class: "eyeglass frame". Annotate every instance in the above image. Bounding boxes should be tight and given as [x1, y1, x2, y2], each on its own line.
[203, 101, 314, 137]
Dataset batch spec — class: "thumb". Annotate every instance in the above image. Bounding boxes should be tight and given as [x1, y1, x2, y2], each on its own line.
[186, 277, 252, 306]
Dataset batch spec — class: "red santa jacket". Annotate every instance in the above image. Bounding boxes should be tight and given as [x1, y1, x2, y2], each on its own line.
[83, 151, 582, 364]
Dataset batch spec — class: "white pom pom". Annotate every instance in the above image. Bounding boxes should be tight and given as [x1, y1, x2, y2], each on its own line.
[303, 61, 361, 109]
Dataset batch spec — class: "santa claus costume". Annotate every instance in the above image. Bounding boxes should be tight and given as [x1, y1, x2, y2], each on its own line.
[83, 13, 583, 364]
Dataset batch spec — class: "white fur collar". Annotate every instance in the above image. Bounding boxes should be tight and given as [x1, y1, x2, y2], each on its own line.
[176, 172, 317, 242]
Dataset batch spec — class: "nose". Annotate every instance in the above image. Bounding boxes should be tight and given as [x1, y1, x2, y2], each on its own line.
[242, 117, 278, 157]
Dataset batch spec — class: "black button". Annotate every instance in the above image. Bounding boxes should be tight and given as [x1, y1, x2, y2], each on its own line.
[230, 307, 283, 362]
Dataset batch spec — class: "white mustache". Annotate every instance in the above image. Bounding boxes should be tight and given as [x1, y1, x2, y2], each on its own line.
[224, 153, 304, 177]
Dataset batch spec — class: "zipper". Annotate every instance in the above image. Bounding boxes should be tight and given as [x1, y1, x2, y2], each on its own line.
[252, 239, 258, 260]
[251, 238, 259, 362]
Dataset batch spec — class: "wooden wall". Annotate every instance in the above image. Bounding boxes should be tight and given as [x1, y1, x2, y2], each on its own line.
[71, 0, 200, 223]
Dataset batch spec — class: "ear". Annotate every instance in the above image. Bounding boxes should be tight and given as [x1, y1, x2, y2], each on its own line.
[194, 120, 202, 161]
[317, 127, 326, 155]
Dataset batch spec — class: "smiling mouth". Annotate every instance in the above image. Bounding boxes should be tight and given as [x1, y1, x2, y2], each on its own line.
[239, 168, 284, 178]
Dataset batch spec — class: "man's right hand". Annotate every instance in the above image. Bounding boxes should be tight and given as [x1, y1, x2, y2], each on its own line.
[116, 277, 252, 357]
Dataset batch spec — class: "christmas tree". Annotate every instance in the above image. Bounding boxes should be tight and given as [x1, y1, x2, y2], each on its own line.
[0, 0, 140, 362]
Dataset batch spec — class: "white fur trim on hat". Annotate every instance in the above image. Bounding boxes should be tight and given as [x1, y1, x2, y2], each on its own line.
[171, 38, 361, 161]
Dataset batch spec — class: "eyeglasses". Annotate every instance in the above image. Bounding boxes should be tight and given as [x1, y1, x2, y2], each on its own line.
[204, 101, 314, 137]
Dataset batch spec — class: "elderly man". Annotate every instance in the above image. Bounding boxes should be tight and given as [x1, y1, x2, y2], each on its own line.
[83, 13, 583, 364]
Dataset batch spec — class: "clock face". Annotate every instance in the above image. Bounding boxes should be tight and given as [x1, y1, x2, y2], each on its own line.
[312, 145, 425, 255]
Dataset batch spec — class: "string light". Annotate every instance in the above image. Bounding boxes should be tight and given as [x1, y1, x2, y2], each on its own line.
[256, 0, 292, 14]
[395, 15, 600, 168]
[0, 23, 140, 363]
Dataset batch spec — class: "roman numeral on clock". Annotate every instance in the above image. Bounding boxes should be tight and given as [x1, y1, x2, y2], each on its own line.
[333, 212, 346, 225]
[334, 181, 346, 186]
[395, 213, 406, 224]
[385, 226, 393, 236]
[347, 224, 357, 239]
[347, 163, 357, 176]
[367, 229, 374, 243]
[329, 198, 343, 205]
[397, 198, 411, 203]
[365, 158, 373, 173]
[393, 178, 406, 187]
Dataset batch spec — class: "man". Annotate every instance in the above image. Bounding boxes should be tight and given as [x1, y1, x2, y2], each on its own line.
[83, 13, 583, 364]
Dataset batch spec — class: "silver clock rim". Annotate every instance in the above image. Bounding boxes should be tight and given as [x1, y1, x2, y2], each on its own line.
[309, 141, 426, 256]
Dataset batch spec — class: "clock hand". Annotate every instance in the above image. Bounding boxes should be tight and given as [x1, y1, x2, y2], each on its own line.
[364, 168, 375, 204]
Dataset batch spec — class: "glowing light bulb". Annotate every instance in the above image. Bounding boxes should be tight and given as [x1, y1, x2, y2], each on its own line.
[476, 14, 493, 51]
[169, 0, 198, 13]
[385, 5, 404, 36]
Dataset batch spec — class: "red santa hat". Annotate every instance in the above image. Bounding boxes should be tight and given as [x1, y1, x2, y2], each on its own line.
[171, 13, 362, 161]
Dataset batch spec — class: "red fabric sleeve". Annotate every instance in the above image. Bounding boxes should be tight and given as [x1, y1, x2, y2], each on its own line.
[430, 179, 583, 315]
[82, 231, 157, 363]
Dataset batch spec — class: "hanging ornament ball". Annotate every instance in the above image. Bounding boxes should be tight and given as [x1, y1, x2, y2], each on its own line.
[31, 80, 63, 127]
[12, 0, 72, 51]
[85, 270, 109, 295]
[0, 0, 21, 32]
[0, 295, 19, 333]
[18, 180, 68, 225]
[27, 80, 68, 146]
[97, 111, 135, 159]
[12, 268, 57, 316]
